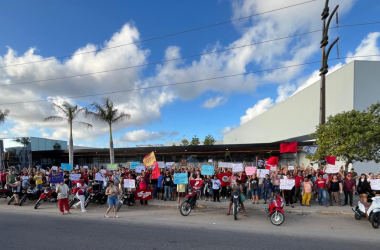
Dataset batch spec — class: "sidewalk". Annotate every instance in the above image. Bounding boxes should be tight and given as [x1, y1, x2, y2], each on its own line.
[148, 196, 358, 215]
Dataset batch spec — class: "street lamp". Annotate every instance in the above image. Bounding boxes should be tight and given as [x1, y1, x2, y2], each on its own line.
[319, 0, 339, 125]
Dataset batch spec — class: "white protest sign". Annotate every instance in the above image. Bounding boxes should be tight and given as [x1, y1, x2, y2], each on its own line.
[95, 173, 103, 181]
[218, 162, 234, 168]
[270, 166, 277, 171]
[232, 163, 243, 173]
[288, 166, 294, 170]
[208, 159, 213, 163]
[75, 165, 79, 170]
[52, 166, 58, 171]
[124, 179, 136, 189]
[280, 179, 295, 190]
[70, 174, 81, 181]
[83, 166, 88, 169]
[136, 166, 145, 173]
[325, 164, 340, 174]
[258, 169, 270, 178]
[166, 162, 175, 168]
[22, 176, 29, 180]
[370, 179, 380, 191]
[100, 170, 106, 174]
[157, 161, 165, 169]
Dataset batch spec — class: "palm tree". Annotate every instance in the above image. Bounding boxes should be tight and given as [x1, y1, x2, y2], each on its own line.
[0, 109, 10, 124]
[85, 98, 130, 164]
[44, 102, 92, 164]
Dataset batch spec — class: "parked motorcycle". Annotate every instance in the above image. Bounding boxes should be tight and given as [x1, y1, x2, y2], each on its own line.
[180, 188, 200, 216]
[84, 184, 106, 207]
[34, 187, 57, 209]
[265, 194, 285, 226]
[117, 190, 136, 211]
[0, 186, 13, 201]
[232, 192, 243, 221]
[69, 186, 92, 208]
[352, 196, 380, 229]
[19, 186, 41, 206]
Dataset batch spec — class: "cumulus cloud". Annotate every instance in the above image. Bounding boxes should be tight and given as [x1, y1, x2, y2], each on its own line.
[346, 32, 380, 63]
[219, 126, 236, 135]
[203, 96, 227, 108]
[240, 97, 274, 125]
[0, 130, 8, 138]
[119, 130, 178, 143]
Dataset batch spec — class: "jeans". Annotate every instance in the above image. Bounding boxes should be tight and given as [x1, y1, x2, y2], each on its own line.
[152, 184, 157, 198]
[36, 184, 43, 191]
[318, 188, 327, 205]
[164, 186, 171, 200]
[344, 190, 353, 206]
[258, 185, 263, 199]
[263, 189, 271, 203]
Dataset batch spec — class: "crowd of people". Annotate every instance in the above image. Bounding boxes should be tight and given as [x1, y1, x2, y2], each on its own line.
[1, 163, 380, 217]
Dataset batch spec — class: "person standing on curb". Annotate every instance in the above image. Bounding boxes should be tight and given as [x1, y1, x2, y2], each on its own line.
[163, 170, 172, 201]
[104, 181, 119, 218]
[211, 175, 221, 203]
[56, 181, 70, 215]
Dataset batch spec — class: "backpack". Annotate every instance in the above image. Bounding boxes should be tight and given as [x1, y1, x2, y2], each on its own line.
[139, 180, 147, 190]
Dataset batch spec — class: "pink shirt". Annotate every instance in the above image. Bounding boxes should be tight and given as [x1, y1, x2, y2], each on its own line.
[304, 182, 312, 193]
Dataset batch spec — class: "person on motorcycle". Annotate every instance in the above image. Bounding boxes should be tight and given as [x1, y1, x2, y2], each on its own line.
[226, 179, 247, 217]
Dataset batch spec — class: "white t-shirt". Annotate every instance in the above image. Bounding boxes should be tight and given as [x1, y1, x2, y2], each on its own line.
[56, 184, 69, 199]
[211, 179, 221, 190]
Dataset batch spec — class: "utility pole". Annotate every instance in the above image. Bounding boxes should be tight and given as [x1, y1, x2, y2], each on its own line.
[319, 0, 339, 125]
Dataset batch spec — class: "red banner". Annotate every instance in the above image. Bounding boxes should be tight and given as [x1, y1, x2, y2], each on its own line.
[151, 162, 160, 179]
[280, 142, 298, 153]
[135, 189, 153, 201]
[325, 156, 336, 165]
[190, 180, 203, 190]
[217, 172, 232, 187]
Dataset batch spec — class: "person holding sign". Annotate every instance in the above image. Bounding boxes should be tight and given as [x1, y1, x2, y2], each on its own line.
[104, 181, 120, 218]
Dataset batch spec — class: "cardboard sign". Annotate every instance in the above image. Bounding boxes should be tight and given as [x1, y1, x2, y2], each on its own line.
[288, 166, 294, 170]
[370, 179, 380, 191]
[100, 169, 106, 174]
[258, 169, 270, 178]
[157, 161, 165, 169]
[70, 174, 81, 181]
[135, 189, 153, 201]
[107, 164, 117, 170]
[61, 163, 72, 171]
[136, 166, 145, 173]
[124, 179, 136, 189]
[201, 165, 214, 176]
[95, 173, 103, 181]
[50, 172, 64, 184]
[280, 179, 295, 190]
[130, 162, 140, 170]
[325, 164, 340, 173]
[52, 166, 58, 171]
[166, 162, 175, 168]
[218, 162, 234, 168]
[174, 173, 188, 184]
[245, 167, 257, 176]
[232, 163, 243, 173]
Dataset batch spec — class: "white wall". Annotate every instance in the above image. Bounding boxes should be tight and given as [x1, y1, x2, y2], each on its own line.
[224, 61, 355, 144]
[354, 61, 380, 111]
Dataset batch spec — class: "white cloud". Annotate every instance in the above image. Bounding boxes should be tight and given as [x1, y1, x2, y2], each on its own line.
[276, 84, 296, 104]
[240, 97, 274, 125]
[203, 96, 227, 108]
[0, 131, 8, 138]
[119, 130, 178, 143]
[346, 32, 380, 63]
[220, 126, 236, 135]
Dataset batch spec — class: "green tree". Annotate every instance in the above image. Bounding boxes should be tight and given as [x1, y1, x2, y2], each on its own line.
[44, 102, 92, 164]
[309, 102, 380, 170]
[190, 135, 200, 146]
[203, 134, 216, 145]
[181, 139, 189, 146]
[172, 143, 176, 146]
[0, 109, 10, 124]
[86, 98, 130, 164]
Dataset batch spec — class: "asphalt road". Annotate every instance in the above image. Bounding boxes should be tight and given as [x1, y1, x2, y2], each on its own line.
[1, 202, 379, 250]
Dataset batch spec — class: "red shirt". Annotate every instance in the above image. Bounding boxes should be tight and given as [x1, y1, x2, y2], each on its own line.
[1, 173, 7, 182]
[316, 179, 327, 188]
[241, 174, 247, 183]
[81, 173, 89, 183]
[295, 176, 304, 188]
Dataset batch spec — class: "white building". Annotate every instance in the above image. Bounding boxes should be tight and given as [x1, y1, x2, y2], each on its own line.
[224, 60, 380, 173]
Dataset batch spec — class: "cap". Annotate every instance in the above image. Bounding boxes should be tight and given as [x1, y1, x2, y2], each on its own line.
[347, 173, 352, 177]
[351, 168, 354, 170]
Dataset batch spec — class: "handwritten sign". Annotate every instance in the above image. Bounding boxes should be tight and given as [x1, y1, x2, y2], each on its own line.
[218, 162, 234, 168]
[370, 179, 380, 191]
[124, 179, 136, 189]
[258, 169, 270, 178]
[22, 176, 29, 180]
[100, 169, 106, 174]
[157, 161, 165, 169]
[288, 166, 294, 170]
[325, 164, 340, 174]
[280, 179, 295, 190]
[61, 163, 72, 171]
[95, 173, 103, 181]
[107, 164, 117, 170]
[52, 166, 58, 171]
[208, 159, 213, 163]
[201, 165, 214, 176]
[245, 167, 257, 175]
[166, 162, 175, 168]
[232, 163, 243, 173]
[174, 173, 188, 184]
[83, 166, 88, 169]
[270, 166, 277, 171]
[136, 166, 145, 173]
[135, 189, 153, 201]
[130, 162, 140, 170]
[70, 174, 81, 181]
[50, 172, 64, 184]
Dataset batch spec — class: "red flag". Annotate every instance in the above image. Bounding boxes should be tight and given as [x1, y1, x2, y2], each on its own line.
[135, 189, 153, 201]
[217, 172, 232, 187]
[265, 157, 279, 169]
[190, 180, 203, 190]
[280, 142, 298, 153]
[325, 156, 336, 165]
[151, 161, 160, 179]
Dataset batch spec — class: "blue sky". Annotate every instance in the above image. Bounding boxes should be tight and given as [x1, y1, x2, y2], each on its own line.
[0, 0, 380, 147]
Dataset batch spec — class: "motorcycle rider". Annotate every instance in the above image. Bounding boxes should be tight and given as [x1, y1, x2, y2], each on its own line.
[226, 179, 247, 217]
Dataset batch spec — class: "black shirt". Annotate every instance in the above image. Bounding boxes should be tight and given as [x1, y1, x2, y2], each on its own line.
[163, 175, 172, 186]
[250, 177, 259, 190]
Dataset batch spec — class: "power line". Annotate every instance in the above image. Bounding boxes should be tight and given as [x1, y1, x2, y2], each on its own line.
[0, 54, 379, 106]
[0, 0, 316, 69]
[1, 21, 379, 88]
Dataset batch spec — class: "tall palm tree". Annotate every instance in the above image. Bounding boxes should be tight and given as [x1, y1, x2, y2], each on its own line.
[0, 109, 10, 124]
[85, 98, 130, 164]
[44, 102, 92, 164]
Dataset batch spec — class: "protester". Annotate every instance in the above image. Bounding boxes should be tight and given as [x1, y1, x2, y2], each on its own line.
[6, 169, 16, 185]
[1, 169, 7, 188]
[328, 175, 343, 206]
[262, 174, 272, 204]
[8, 176, 21, 205]
[73, 176, 88, 212]
[162, 171, 172, 201]
[137, 175, 148, 206]
[56, 181, 70, 215]
[171, 176, 177, 201]
[226, 180, 247, 217]
[157, 171, 164, 200]
[343, 174, 356, 207]
[211, 175, 221, 203]
[294, 171, 304, 203]
[34, 170, 44, 191]
[283, 174, 294, 208]
[301, 177, 313, 207]
[357, 174, 371, 203]
[248, 174, 259, 204]
[316, 174, 328, 207]
[104, 181, 119, 218]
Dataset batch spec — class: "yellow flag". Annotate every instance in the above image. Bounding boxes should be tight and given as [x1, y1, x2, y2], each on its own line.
[143, 151, 156, 167]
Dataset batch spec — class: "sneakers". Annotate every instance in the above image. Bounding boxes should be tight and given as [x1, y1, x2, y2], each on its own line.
[82, 210, 88, 212]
